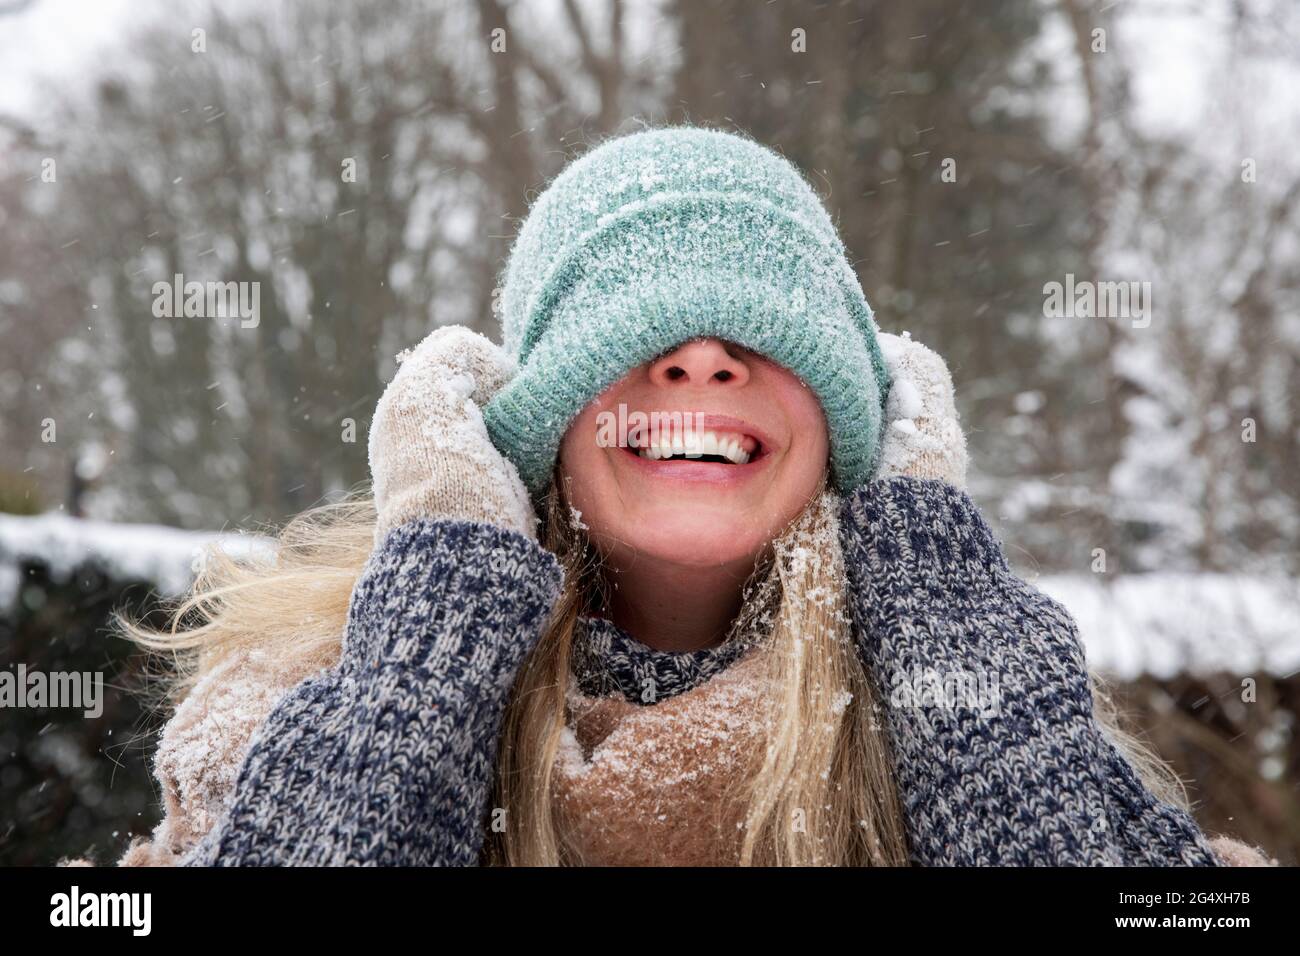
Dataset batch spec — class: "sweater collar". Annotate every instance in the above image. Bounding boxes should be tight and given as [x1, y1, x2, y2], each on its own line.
[570, 615, 761, 705]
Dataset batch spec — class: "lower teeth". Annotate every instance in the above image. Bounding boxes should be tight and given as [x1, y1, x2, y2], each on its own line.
[637, 451, 747, 464]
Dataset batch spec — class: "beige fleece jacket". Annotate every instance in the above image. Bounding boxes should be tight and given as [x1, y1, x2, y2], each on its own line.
[85, 640, 1273, 868]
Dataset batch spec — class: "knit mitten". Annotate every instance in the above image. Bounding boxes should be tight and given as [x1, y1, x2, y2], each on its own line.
[840, 476, 1221, 866]
[875, 332, 967, 487]
[369, 326, 537, 542]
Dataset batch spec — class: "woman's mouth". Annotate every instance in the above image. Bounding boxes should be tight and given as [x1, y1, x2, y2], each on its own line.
[613, 414, 773, 484]
[630, 428, 759, 464]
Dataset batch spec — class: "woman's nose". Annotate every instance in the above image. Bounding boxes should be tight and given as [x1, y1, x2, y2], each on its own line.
[646, 338, 751, 388]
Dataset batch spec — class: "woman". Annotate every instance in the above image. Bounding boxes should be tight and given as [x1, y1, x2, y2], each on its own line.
[102, 127, 1268, 867]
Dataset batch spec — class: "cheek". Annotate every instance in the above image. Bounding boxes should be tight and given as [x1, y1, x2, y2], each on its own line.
[798, 411, 830, 480]
[557, 410, 618, 527]
[774, 379, 831, 493]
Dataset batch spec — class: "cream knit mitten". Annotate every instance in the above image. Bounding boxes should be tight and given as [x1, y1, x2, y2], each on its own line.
[875, 332, 968, 487]
[369, 326, 538, 542]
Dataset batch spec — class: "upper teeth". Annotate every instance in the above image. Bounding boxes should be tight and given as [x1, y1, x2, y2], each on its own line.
[636, 430, 751, 464]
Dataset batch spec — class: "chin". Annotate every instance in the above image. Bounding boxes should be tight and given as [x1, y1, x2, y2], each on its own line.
[598, 504, 768, 570]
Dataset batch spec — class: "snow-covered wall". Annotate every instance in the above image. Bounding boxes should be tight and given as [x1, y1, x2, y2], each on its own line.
[1, 513, 1296, 682]
[0, 512, 268, 609]
[1035, 574, 1300, 682]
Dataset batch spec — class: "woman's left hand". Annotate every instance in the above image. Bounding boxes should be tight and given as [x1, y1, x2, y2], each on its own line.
[874, 332, 967, 487]
[845, 333, 1221, 866]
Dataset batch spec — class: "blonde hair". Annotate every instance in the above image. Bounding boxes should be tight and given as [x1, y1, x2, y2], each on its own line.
[126, 473, 1190, 865]
[486, 475, 909, 865]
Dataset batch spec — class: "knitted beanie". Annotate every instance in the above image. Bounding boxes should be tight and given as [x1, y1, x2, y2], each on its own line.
[483, 125, 891, 496]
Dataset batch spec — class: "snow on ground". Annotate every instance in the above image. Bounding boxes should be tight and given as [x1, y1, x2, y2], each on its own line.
[0, 513, 1296, 681]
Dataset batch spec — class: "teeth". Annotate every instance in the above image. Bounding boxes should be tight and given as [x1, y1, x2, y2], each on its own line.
[635, 430, 753, 465]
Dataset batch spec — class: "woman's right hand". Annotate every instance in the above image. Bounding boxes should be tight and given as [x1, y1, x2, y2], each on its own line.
[369, 326, 538, 542]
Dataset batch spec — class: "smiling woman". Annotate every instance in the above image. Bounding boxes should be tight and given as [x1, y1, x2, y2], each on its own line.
[87, 126, 1271, 869]
[556, 337, 831, 656]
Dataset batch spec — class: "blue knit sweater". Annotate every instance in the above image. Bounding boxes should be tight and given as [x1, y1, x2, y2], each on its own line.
[183, 477, 1221, 867]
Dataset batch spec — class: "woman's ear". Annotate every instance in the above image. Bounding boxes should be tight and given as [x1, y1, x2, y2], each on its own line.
[875, 333, 968, 487]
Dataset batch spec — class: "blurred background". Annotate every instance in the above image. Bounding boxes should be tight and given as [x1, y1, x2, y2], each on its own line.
[0, 0, 1297, 865]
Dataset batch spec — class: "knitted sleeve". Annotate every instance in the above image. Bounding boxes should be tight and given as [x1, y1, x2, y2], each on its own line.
[182, 517, 562, 866]
[116, 651, 318, 865]
[839, 476, 1221, 867]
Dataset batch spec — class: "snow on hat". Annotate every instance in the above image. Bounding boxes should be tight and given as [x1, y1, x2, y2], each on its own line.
[483, 125, 891, 496]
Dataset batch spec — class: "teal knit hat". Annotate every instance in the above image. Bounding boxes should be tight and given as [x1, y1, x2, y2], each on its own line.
[483, 125, 891, 496]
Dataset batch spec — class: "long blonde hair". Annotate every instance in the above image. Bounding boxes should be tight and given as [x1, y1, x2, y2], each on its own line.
[126, 472, 1190, 865]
